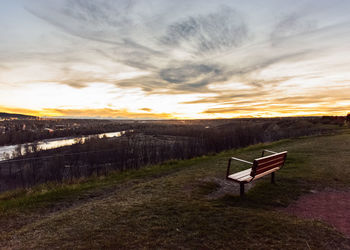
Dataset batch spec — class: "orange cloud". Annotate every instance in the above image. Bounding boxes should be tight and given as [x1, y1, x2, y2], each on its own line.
[0, 106, 49, 117]
[139, 108, 152, 112]
[1, 105, 348, 120]
[0, 106, 175, 119]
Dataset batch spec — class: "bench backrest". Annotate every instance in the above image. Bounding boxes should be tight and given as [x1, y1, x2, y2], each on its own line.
[250, 151, 287, 177]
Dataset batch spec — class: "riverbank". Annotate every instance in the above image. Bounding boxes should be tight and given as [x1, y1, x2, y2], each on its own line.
[1, 130, 350, 249]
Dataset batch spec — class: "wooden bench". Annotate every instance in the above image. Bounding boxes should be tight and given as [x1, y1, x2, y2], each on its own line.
[226, 149, 287, 197]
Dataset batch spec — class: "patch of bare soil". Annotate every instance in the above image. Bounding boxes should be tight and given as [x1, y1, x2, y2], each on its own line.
[203, 177, 254, 199]
[284, 189, 350, 238]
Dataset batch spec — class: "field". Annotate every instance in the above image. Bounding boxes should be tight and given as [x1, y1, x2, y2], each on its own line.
[0, 129, 349, 249]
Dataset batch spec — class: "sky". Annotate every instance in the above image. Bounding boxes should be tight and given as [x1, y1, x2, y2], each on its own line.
[0, 0, 350, 119]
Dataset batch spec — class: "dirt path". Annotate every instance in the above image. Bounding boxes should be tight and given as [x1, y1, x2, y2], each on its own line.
[284, 189, 350, 238]
[202, 177, 255, 199]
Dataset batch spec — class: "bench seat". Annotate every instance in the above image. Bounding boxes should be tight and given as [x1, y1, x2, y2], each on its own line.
[227, 167, 281, 183]
[227, 169, 252, 182]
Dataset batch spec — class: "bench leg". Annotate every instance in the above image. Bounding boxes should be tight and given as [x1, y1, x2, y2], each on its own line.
[271, 172, 275, 184]
[240, 183, 245, 198]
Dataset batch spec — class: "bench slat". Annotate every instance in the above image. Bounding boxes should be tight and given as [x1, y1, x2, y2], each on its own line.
[256, 156, 285, 168]
[252, 167, 280, 180]
[227, 169, 252, 182]
[255, 160, 285, 175]
[237, 175, 253, 182]
[255, 151, 287, 164]
[228, 169, 251, 179]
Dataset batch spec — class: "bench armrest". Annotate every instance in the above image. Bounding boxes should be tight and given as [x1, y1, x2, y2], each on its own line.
[261, 149, 277, 157]
[226, 157, 253, 178]
[231, 157, 253, 165]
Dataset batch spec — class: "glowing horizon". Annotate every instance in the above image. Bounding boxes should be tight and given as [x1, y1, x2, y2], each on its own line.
[1, 0, 350, 119]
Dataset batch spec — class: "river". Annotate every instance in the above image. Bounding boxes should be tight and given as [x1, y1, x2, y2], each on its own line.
[0, 131, 126, 162]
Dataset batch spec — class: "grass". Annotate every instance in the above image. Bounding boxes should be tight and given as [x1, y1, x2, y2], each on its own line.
[1, 130, 350, 249]
[0, 156, 212, 214]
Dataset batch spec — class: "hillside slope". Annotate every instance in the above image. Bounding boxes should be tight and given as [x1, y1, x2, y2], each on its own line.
[1, 130, 350, 249]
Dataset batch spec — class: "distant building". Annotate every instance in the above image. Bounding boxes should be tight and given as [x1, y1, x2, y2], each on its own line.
[44, 128, 54, 133]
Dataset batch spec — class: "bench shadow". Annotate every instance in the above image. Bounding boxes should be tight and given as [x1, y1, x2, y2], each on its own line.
[200, 177, 310, 209]
[198, 177, 254, 199]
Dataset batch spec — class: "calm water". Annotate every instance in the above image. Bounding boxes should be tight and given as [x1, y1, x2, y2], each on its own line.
[0, 131, 126, 161]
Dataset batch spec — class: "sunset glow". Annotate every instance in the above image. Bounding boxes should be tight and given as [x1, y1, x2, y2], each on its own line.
[1, 0, 350, 119]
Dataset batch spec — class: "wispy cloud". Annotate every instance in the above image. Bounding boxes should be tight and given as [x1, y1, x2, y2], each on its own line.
[160, 6, 248, 55]
[270, 12, 318, 45]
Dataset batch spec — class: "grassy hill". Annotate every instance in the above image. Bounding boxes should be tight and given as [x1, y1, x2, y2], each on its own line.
[0, 129, 350, 249]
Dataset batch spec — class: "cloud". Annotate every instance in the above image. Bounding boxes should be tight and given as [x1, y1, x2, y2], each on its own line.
[160, 6, 248, 55]
[202, 105, 350, 116]
[159, 62, 226, 88]
[61, 0, 135, 27]
[181, 92, 268, 105]
[274, 95, 331, 104]
[271, 13, 318, 45]
[200, 88, 350, 116]
[23, 0, 313, 93]
[0, 106, 174, 119]
[1, 0, 349, 118]
[24, 0, 165, 71]
[24, 0, 136, 45]
[46, 108, 174, 119]
[139, 108, 152, 112]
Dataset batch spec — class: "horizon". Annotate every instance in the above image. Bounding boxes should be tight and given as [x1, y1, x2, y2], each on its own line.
[1, 110, 346, 121]
[1, 0, 350, 119]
